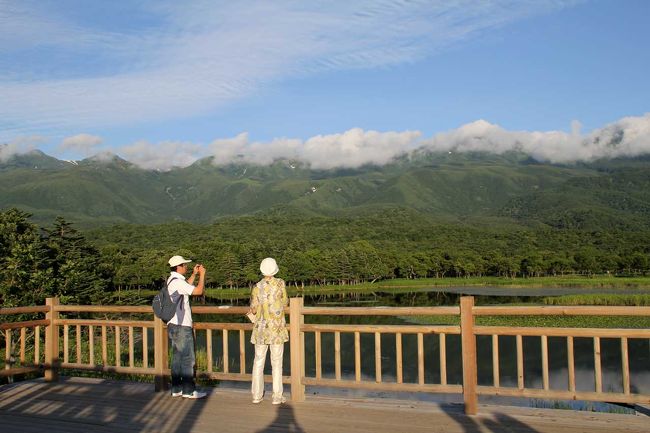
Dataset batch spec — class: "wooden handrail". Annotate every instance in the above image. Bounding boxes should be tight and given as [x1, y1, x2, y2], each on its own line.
[473, 305, 650, 316]
[2, 296, 650, 416]
[0, 306, 49, 315]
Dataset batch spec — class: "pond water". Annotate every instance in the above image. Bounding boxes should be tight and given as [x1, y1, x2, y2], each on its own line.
[199, 286, 650, 412]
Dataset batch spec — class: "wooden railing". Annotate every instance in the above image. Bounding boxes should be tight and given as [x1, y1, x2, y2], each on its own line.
[1, 296, 649, 415]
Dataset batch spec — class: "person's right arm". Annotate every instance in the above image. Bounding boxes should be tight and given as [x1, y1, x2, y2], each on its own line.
[191, 265, 206, 296]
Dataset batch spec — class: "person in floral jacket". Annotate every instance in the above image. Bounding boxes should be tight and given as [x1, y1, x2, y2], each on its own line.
[249, 257, 289, 404]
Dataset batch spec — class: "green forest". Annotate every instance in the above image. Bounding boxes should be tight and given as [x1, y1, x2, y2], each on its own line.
[2, 207, 649, 308]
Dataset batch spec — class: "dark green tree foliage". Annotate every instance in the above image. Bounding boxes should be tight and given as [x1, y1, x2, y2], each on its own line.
[0, 209, 53, 307]
[42, 217, 112, 304]
[0, 209, 112, 306]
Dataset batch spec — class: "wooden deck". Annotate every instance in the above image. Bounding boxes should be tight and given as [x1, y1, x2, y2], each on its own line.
[0, 378, 648, 433]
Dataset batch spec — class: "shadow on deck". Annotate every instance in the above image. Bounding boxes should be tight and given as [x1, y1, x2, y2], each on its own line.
[0, 378, 648, 433]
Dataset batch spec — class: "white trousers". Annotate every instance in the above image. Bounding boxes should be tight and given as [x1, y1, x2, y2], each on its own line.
[251, 343, 284, 400]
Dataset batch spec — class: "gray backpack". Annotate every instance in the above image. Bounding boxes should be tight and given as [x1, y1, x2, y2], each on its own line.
[152, 277, 180, 322]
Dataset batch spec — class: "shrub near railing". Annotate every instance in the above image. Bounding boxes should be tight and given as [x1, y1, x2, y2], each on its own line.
[2, 297, 650, 415]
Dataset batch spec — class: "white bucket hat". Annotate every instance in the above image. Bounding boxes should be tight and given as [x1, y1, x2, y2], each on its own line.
[168, 255, 192, 267]
[260, 257, 279, 276]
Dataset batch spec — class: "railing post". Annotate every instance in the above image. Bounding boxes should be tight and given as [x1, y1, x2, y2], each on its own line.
[154, 317, 169, 392]
[44, 297, 59, 382]
[460, 296, 478, 415]
[290, 297, 305, 402]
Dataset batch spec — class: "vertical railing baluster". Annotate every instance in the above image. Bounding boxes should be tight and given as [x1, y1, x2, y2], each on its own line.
[289, 297, 305, 402]
[541, 335, 549, 391]
[334, 331, 341, 381]
[223, 329, 229, 374]
[516, 334, 524, 390]
[440, 333, 447, 386]
[315, 331, 322, 380]
[395, 332, 403, 384]
[492, 334, 499, 388]
[593, 336, 602, 393]
[206, 329, 212, 373]
[621, 337, 630, 395]
[239, 329, 245, 374]
[460, 296, 477, 415]
[567, 336, 575, 393]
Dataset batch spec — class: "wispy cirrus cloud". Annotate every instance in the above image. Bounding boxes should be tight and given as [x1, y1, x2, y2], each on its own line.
[0, 0, 578, 138]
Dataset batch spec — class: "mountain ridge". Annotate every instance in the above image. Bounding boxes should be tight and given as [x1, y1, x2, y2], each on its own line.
[1, 149, 649, 229]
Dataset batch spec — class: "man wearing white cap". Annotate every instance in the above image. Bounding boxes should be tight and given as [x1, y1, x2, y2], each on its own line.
[166, 255, 206, 399]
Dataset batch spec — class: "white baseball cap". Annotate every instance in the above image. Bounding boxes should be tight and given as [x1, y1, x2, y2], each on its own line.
[260, 257, 279, 276]
[168, 255, 192, 267]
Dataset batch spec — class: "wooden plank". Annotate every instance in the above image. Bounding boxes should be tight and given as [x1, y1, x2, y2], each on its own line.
[474, 305, 650, 316]
[4, 329, 10, 370]
[475, 326, 650, 338]
[567, 336, 575, 393]
[0, 319, 49, 331]
[516, 334, 524, 390]
[115, 325, 121, 367]
[141, 326, 147, 369]
[56, 319, 152, 328]
[476, 385, 650, 404]
[440, 333, 447, 386]
[355, 331, 361, 382]
[375, 332, 381, 383]
[621, 337, 630, 395]
[594, 336, 602, 393]
[34, 326, 40, 365]
[55, 305, 151, 313]
[44, 298, 59, 382]
[417, 333, 424, 385]
[334, 331, 341, 380]
[0, 306, 49, 315]
[206, 329, 212, 373]
[76, 325, 81, 363]
[492, 334, 499, 388]
[63, 324, 69, 364]
[239, 329, 245, 375]
[101, 326, 107, 365]
[460, 296, 477, 415]
[128, 326, 134, 368]
[390, 332, 394, 384]
[20, 327, 26, 364]
[223, 329, 229, 374]
[302, 306, 460, 316]
[89, 325, 94, 366]
[541, 335, 549, 391]
[302, 324, 459, 335]
[315, 331, 322, 380]
[289, 297, 305, 402]
[302, 377, 463, 394]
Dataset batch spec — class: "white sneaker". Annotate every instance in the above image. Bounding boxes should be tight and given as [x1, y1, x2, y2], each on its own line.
[182, 390, 207, 399]
[171, 391, 183, 397]
[272, 396, 286, 405]
[252, 397, 263, 404]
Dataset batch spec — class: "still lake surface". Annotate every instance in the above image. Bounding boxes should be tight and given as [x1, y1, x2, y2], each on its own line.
[200, 285, 650, 411]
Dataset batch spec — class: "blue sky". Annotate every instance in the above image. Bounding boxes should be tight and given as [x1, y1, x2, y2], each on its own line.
[1, 0, 649, 169]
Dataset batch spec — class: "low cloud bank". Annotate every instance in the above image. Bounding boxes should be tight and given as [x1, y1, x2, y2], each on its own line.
[3, 114, 650, 170]
[422, 113, 650, 163]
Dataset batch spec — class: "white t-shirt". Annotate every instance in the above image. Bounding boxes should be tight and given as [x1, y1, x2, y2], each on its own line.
[166, 272, 195, 327]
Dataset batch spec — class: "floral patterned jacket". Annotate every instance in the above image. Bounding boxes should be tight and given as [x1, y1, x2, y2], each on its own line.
[250, 277, 289, 345]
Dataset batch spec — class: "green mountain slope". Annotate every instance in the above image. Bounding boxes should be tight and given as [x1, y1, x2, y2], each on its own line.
[1, 150, 649, 229]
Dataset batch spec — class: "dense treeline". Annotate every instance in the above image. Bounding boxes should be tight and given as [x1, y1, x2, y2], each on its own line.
[2, 207, 649, 307]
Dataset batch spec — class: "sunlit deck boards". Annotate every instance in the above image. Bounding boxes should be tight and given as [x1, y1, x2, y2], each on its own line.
[0, 378, 648, 433]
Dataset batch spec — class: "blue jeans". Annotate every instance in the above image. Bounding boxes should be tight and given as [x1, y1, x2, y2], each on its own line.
[168, 324, 195, 395]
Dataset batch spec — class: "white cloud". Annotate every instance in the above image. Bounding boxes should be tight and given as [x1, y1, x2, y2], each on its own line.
[301, 128, 421, 169]
[117, 140, 204, 170]
[0, 135, 46, 161]
[59, 133, 103, 155]
[421, 113, 650, 163]
[0, 1, 576, 136]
